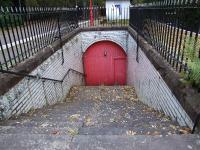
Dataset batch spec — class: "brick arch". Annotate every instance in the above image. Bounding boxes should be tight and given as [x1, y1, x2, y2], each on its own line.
[81, 30, 128, 53]
[84, 40, 127, 54]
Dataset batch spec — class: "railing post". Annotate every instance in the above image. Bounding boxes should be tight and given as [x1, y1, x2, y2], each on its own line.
[54, 82, 58, 101]
[136, 8, 140, 63]
[57, 9, 64, 65]
[192, 114, 200, 134]
[42, 80, 48, 106]
[61, 82, 64, 100]
[90, 0, 94, 26]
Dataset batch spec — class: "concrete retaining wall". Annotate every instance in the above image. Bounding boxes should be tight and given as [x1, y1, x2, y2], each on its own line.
[127, 34, 194, 128]
[0, 34, 84, 119]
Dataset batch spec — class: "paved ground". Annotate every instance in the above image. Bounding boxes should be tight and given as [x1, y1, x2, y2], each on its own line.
[0, 134, 199, 150]
[0, 86, 191, 136]
[1, 86, 199, 150]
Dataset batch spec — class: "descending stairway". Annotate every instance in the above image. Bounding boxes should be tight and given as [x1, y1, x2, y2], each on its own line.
[0, 86, 199, 150]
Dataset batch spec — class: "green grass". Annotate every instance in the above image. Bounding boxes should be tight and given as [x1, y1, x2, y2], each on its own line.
[184, 37, 200, 89]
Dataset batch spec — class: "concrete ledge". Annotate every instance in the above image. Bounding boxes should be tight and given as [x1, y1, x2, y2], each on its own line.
[128, 27, 200, 122]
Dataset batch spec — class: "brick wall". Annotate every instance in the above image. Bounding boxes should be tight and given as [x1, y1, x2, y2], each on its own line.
[0, 34, 84, 120]
[127, 34, 194, 128]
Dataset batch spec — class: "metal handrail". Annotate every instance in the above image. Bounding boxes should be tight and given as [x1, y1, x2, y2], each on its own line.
[0, 68, 85, 83]
[192, 113, 200, 134]
[61, 68, 85, 82]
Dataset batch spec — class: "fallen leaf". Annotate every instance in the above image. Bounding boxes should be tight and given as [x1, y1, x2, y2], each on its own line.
[84, 116, 94, 126]
[52, 130, 59, 135]
[151, 125, 157, 128]
[68, 114, 80, 122]
[146, 131, 151, 135]
[170, 125, 177, 130]
[43, 115, 49, 118]
[67, 128, 79, 136]
[152, 131, 161, 136]
[41, 122, 49, 127]
[179, 128, 191, 134]
[116, 96, 121, 99]
[126, 130, 137, 135]
[110, 118, 115, 122]
[187, 145, 193, 149]
[167, 132, 172, 135]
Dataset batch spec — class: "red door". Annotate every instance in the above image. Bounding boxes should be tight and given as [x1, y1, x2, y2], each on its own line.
[83, 41, 127, 86]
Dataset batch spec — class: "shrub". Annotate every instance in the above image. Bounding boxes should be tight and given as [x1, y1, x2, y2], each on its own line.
[185, 37, 200, 89]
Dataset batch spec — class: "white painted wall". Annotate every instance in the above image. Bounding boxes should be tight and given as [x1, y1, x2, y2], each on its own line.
[106, 0, 130, 20]
[127, 34, 194, 128]
[0, 34, 85, 119]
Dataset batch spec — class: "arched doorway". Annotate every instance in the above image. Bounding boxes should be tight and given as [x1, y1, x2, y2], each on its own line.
[83, 41, 127, 86]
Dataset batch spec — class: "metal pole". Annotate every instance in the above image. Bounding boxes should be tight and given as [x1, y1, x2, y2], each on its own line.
[90, 0, 94, 26]
[19, 0, 21, 7]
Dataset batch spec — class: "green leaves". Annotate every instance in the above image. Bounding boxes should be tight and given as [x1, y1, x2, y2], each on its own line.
[24, 0, 105, 7]
[1, 0, 13, 7]
[185, 37, 200, 89]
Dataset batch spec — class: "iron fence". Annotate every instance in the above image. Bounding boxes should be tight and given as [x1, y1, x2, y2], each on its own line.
[0, 7, 78, 70]
[130, 0, 200, 88]
[77, 7, 129, 28]
[0, 6, 129, 71]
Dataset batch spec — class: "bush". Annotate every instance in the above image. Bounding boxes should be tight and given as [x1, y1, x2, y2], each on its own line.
[185, 37, 200, 89]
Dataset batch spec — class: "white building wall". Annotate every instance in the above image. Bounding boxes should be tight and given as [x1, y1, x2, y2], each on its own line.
[106, 1, 130, 20]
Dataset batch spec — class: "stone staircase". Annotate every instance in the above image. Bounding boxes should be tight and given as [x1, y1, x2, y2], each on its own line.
[0, 86, 199, 150]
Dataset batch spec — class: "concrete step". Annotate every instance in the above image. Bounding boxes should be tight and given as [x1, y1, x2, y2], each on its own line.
[0, 134, 199, 150]
[0, 126, 75, 135]
[0, 86, 191, 137]
[78, 126, 184, 135]
[0, 125, 186, 136]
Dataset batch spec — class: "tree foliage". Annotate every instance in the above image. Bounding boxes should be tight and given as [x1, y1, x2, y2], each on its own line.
[0, 0, 154, 7]
[25, 0, 105, 7]
[131, 0, 160, 4]
[1, 0, 13, 6]
[0, 0, 105, 7]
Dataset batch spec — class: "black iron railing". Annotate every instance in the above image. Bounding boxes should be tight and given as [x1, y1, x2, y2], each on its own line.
[192, 113, 200, 133]
[130, 1, 200, 88]
[0, 68, 84, 83]
[0, 7, 78, 70]
[0, 68, 85, 119]
[0, 6, 129, 71]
